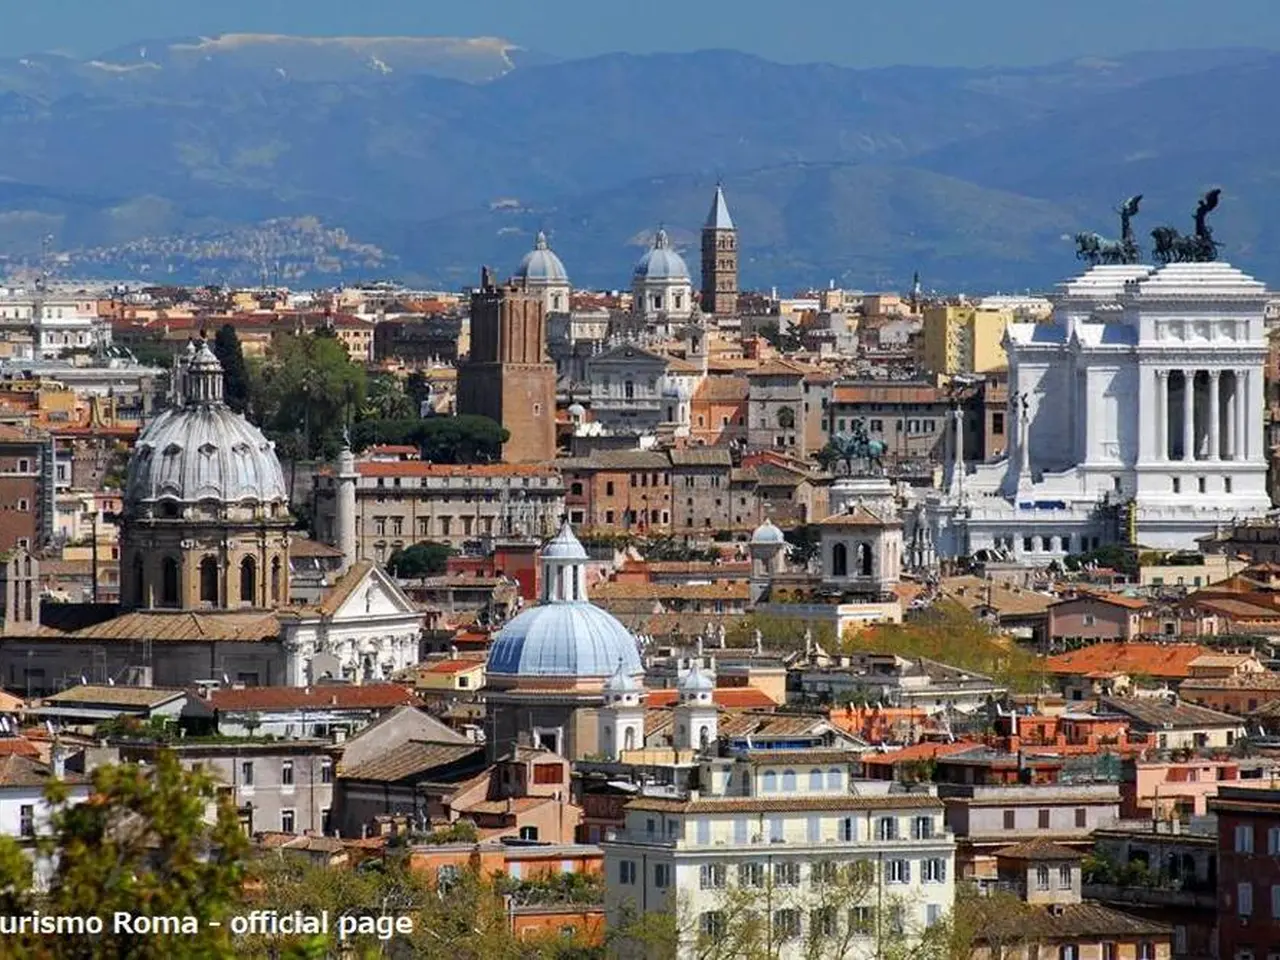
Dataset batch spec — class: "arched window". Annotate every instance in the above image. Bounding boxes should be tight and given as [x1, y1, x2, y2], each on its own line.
[239, 556, 256, 607]
[624, 727, 636, 751]
[624, 380, 635, 400]
[832, 542, 848, 578]
[827, 768, 843, 791]
[782, 769, 797, 792]
[160, 557, 179, 607]
[271, 557, 282, 604]
[199, 556, 218, 605]
[132, 556, 145, 607]
[1036, 864, 1050, 890]
[809, 769, 823, 791]
[858, 542, 873, 577]
[763, 770, 777, 792]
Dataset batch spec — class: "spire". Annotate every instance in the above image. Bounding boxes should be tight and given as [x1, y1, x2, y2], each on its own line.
[705, 183, 735, 231]
[534, 230, 549, 251]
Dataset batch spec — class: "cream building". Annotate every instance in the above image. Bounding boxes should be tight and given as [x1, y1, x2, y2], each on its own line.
[604, 770, 955, 960]
[921, 304, 1013, 376]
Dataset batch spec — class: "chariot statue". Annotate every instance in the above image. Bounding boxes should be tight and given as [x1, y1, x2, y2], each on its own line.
[1151, 189, 1221, 264]
[1074, 194, 1143, 266]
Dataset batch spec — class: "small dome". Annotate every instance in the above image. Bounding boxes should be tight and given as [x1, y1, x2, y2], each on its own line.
[124, 342, 287, 511]
[604, 659, 642, 694]
[542, 518, 589, 561]
[679, 663, 715, 694]
[751, 519, 785, 545]
[486, 603, 644, 678]
[633, 228, 690, 282]
[567, 402, 586, 419]
[516, 231, 569, 284]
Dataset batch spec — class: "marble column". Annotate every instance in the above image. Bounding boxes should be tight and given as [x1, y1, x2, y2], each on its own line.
[1182, 369, 1195, 461]
[1241, 369, 1252, 460]
[1208, 370, 1221, 460]
[1155, 369, 1168, 460]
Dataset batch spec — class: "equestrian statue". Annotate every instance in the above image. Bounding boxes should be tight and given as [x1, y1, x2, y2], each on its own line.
[830, 420, 887, 476]
[1075, 194, 1143, 266]
[1151, 188, 1221, 264]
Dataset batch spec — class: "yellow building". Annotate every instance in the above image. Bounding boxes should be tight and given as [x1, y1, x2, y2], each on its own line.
[413, 658, 485, 695]
[922, 305, 1013, 376]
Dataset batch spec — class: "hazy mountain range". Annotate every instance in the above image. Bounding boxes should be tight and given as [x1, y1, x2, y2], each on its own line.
[0, 34, 1274, 291]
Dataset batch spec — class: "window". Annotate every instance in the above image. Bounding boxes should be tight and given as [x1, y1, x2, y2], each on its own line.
[768, 817, 783, 842]
[654, 863, 671, 888]
[1061, 947, 1079, 960]
[700, 864, 726, 889]
[812, 861, 840, 886]
[605, 481, 614, 496]
[240, 555, 257, 606]
[199, 556, 218, 604]
[1272, 884, 1280, 919]
[876, 816, 899, 841]
[809, 769, 823, 792]
[927, 904, 942, 928]
[1237, 824, 1256, 853]
[774, 909, 800, 941]
[913, 816, 934, 840]
[1138, 944, 1154, 960]
[519, 826, 539, 841]
[696, 819, 711, 845]
[812, 906, 837, 939]
[849, 907, 874, 936]
[773, 862, 801, 886]
[1038, 809, 1051, 829]
[886, 859, 911, 884]
[1173, 477, 1181, 493]
[1003, 809, 1016, 830]
[1270, 827, 1280, 855]
[734, 818, 749, 845]
[738, 862, 764, 887]
[161, 556, 180, 607]
[321, 759, 334, 784]
[1103, 944, 1117, 960]
[781, 769, 797, 792]
[923, 858, 947, 882]
[1023, 536, 1033, 552]
[1082, 613, 1096, 627]
[280, 760, 294, 787]
[840, 817, 854, 842]
[241, 761, 254, 786]
[618, 860, 636, 885]
[763, 770, 777, 792]
[1059, 864, 1072, 889]
[807, 816, 820, 842]
[1075, 807, 1087, 829]
[18, 804, 33, 837]
[280, 809, 295, 834]
[699, 912, 725, 939]
[1036, 864, 1050, 890]
[1226, 477, 1233, 493]
[888, 906, 905, 935]
[1239, 881, 1253, 916]
[827, 768, 842, 791]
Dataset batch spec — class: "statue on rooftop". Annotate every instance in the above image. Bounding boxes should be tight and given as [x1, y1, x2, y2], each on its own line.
[1152, 188, 1222, 264]
[1075, 193, 1144, 266]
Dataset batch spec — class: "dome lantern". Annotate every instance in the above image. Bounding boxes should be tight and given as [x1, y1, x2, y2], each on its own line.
[183, 340, 225, 406]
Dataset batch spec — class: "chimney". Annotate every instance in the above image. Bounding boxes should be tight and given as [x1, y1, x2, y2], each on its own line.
[51, 742, 66, 779]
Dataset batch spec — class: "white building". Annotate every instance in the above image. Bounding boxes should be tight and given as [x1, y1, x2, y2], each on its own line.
[0, 288, 111, 359]
[603, 765, 954, 959]
[913, 261, 1273, 567]
[632, 228, 695, 334]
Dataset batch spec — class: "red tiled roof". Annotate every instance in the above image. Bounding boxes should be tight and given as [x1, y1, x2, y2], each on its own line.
[356, 461, 558, 478]
[832, 384, 944, 405]
[207, 684, 421, 712]
[859, 741, 979, 768]
[422, 659, 482, 675]
[645, 687, 778, 709]
[1045, 642, 1211, 680]
[1054, 592, 1149, 611]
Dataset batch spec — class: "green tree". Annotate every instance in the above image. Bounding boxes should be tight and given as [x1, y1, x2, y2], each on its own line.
[213, 324, 252, 415]
[783, 524, 820, 566]
[2, 750, 251, 959]
[362, 373, 415, 422]
[388, 541, 454, 578]
[253, 333, 366, 460]
[350, 415, 509, 464]
[406, 370, 433, 415]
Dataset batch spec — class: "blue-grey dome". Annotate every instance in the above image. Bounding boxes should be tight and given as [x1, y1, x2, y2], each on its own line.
[516, 231, 569, 284]
[542, 519, 589, 560]
[487, 602, 644, 678]
[633, 228, 690, 282]
[125, 342, 287, 510]
[679, 663, 715, 694]
[751, 519, 785, 545]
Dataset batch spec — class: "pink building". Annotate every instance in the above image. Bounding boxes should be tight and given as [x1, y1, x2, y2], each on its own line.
[1121, 757, 1251, 819]
[1048, 593, 1148, 643]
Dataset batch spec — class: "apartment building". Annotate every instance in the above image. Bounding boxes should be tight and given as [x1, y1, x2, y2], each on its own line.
[603, 759, 954, 960]
[313, 460, 564, 560]
[1210, 784, 1280, 960]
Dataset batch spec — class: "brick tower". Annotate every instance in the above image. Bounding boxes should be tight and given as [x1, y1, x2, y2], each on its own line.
[458, 267, 557, 463]
[700, 183, 738, 318]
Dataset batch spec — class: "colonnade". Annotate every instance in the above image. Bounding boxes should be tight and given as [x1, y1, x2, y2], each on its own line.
[1152, 368, 1251, 461]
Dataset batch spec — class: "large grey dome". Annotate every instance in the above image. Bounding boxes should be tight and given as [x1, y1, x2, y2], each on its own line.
[633, 228, 690, 282]
[516, 231, 569, 284]
[125, 341, 288, 510]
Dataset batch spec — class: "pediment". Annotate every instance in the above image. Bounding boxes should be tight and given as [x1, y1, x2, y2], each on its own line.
[328, 564, 419, 621]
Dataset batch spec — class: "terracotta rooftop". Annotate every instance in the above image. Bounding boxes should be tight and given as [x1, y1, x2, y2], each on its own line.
[289, 538, 345, 559]
[42, 685, 188, 709]
[971, 901, 1169, 943]
[1055, 592, 1149, 611]
[994, 838, 1084, 861]
[832, 383, 944, 405]
[1045, 642, 1210, 680]
[692, 376, 749, 402]
[208, 684, 421, 712]
[645, 687, 778, 709]
[0, 754, 87, 789]
[355, 461, 559, 478]
[421, 659, 483, 675]
[341, 740, 484, 783]
[1100, 696, 1242, 730]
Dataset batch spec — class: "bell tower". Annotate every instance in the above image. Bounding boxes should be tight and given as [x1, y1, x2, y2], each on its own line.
[700, 183, 738, 318]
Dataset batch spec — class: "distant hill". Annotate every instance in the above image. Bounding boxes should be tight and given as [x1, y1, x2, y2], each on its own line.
[0, 38, 1272, 289]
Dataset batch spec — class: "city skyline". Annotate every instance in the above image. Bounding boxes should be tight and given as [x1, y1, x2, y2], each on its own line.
[4, 0, 1280, 68]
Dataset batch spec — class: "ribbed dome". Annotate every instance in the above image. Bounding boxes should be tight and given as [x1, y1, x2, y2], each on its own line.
[633, 228, 690, 282]
[542, 519, 589, 560]
[751, 519, 785, 545]
[516, 231, 569, 283]
[125, 341, 287, 510]
[486, 603, 644, 678]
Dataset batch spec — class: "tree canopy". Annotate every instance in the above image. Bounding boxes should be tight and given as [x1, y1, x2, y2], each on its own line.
[213, 324, 251, 415]
[351, 415, 509, 463]
[250, 333, 366, 461]
[387, 541, 454, 579]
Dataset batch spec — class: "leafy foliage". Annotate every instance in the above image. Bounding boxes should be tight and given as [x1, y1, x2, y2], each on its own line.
[640, 536, 719, 563]
[250, 333, 366, 461]
[212, 324, 251, 415]
[842, 602, 1043, 693]
[362, 373, 415, 421]
[350, 415, 509, 463]
[783, 524, 820, 566]
[387, 541, 454, 579]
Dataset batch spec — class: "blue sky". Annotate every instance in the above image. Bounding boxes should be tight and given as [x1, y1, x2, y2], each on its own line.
[4, 0, 1279, 66]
